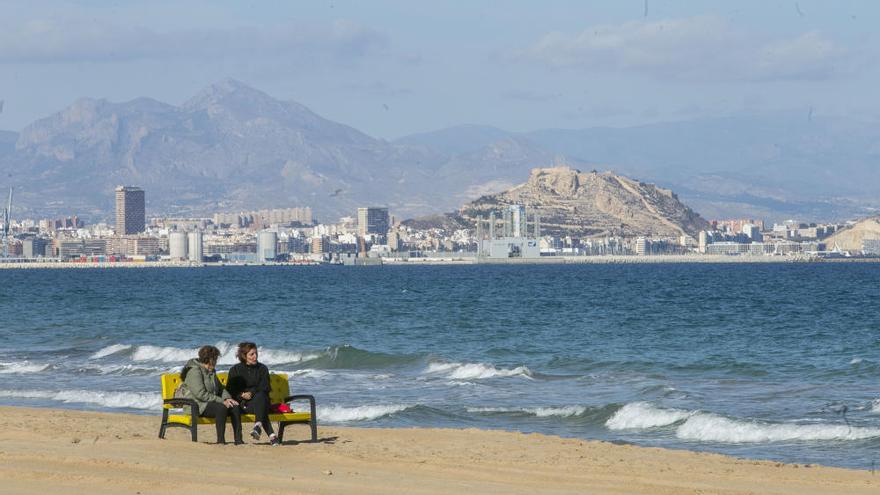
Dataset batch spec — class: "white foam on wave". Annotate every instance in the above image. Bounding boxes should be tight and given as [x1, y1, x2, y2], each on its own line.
[131, 344, 199, 363]
[871, 400, 880, 414]
[468, 405, 587, 418]
[94, 341, 322, 366]
[605, 402, 694, 430]
[676, 413, 880, 443]
[277, 369, 331, 379]
[90, 344, 132, 359]
[255, 348, 323, 366]
[0, 361, 51, 374]
[77, 364, 177, 376]
[317, 404, 411, 423]
[425, 362, 532, 380]
[0, 389, 162, 410]
[850, 357, 863, 365]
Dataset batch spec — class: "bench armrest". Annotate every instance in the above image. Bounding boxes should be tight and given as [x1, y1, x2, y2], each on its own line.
[164, 398, 198, 408]
[284, 394, 317, 418]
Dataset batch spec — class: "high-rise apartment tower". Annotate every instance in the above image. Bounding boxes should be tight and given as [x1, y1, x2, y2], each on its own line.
[115, 186, 145, 235]
[357, 207, 389, 238]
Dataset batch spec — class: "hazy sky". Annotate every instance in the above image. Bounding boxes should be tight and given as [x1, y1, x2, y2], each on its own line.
[1, 0, 878, 138]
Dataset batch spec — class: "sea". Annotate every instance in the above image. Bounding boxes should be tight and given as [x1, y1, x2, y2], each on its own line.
[1, 264, 878, 469]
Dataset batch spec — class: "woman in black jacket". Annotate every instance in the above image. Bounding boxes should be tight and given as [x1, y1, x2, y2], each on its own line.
[227, 342, 279, 445]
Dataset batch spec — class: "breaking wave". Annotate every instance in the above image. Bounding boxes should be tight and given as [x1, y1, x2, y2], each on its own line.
[0, 361, 51, 374]
[90, 342, 322, 366]
[605, 402, 693, 430]
[676, 413, 880, 443]
[0, 389, 162, 410]
[425, 362, 532, 380]
[605, 402, 880, 443]
[317, 404, 412, 423]
[467, 405, 587, 418]
[90, 344, 132, 359]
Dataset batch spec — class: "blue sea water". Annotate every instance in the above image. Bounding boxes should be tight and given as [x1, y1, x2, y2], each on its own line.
[1, 264, 878, 469]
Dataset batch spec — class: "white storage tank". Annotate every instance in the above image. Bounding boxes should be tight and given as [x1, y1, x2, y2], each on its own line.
[169, 232, 187, 260]
[257, 231, 277, 262]
[187, 231, 203, 262]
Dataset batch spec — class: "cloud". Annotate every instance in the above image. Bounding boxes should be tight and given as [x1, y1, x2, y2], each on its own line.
[0, 18, 388, 64]
[514, 16, 847, 82]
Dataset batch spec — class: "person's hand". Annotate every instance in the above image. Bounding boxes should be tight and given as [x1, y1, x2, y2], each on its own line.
[223, 398, 239, 408]
[240, 391, 253, 401]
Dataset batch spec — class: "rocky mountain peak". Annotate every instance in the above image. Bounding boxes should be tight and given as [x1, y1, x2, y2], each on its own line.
[461, 166, 710, 238]
[183, 78, 275, 110]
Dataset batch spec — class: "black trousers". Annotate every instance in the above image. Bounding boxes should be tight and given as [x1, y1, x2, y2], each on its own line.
[241, 391, 275, 436]
[202, 401, 243, 443]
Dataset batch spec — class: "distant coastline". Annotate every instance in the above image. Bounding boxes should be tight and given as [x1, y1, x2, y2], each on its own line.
[2, 254, 878, 269]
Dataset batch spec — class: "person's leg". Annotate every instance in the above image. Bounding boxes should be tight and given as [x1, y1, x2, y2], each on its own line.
[251, 391, 275, 436]
[229, 404, 243, 444]
[201, 401, 229, 444]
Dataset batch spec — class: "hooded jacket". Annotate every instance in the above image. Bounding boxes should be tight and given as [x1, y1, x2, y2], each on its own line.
[179, 358, 232, 415]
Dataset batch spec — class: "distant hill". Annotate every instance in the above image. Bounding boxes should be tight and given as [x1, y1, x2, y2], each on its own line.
[398, 115, 880, 223]
[0, 80, 580, 221]
[458, 166, 710, 238]
[822, 217, 880, 252]
[1, 80, 877, 223]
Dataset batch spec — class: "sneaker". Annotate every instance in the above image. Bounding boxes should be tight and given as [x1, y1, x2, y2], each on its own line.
[269, 434, 280, 446]
[250, 424, 262, 440]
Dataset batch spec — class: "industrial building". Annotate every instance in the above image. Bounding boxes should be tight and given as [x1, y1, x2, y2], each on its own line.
[475, 205, 541, 260]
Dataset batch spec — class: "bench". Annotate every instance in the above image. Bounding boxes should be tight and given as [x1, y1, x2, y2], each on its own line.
[158, 372, 317, 443]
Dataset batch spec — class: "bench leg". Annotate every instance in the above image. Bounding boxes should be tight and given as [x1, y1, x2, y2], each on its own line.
[310, 418, 318, 443]
[277, 422, 286, 443]
[190, 408, 199, 442]
[159, 409, 169, 439]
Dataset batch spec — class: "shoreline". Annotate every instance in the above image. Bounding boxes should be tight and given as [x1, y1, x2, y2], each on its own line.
[1, 254, 878, 269]
[0, 406, 874, 494]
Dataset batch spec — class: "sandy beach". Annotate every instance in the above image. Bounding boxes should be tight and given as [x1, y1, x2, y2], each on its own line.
[0, 407, 874, 495]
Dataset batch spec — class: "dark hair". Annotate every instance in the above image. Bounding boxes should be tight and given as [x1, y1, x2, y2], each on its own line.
[198, 345, 221, 365]
[181, 345, 221, 379]
[236, 342, 258, 364]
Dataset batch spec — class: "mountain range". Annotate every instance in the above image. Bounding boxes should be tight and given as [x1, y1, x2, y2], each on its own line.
[1, 79, 877, 223]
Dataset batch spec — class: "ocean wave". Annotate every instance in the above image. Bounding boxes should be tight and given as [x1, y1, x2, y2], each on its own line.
[91, 341, 322, 366]
[305, 345, 423, 370]
[317, 404, 411, 423]
[0, 389, 162, 410]
[850, 357, 863, 365]
[425, 362, 532, 380]
[467, 405, 587, 418]
[676, 413, 880, 443]
[605, 402, 694, 430]
[90, 344, 132, 359]
[277, 369, 331, 379]
[0, 361, 51, 374]
[75, 364, 176, 376]
[871, 400, 880, 414]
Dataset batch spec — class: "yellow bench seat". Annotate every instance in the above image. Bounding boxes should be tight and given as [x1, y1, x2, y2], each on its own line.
[167, 411, 313, 426]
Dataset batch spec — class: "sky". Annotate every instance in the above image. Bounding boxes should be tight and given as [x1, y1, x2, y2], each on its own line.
[0, 0, 879, 139]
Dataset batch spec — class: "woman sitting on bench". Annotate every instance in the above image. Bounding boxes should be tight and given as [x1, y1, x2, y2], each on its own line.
[227, 342, 279, 446]
[179, 345, 242, 444]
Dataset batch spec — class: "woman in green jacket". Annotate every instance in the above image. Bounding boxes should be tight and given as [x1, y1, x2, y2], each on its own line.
[179, 345, 243, 444]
